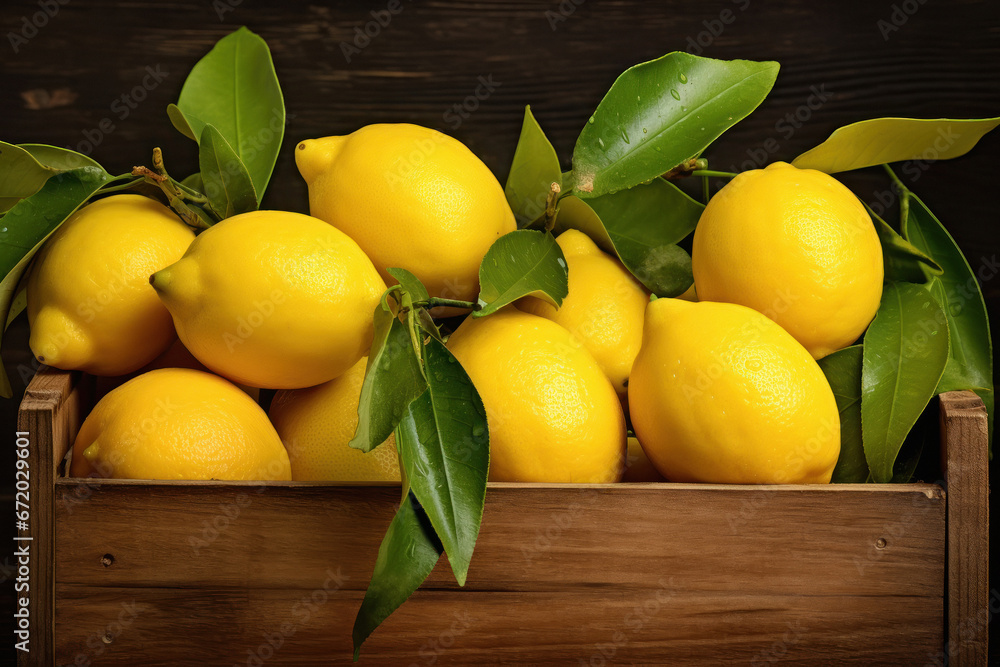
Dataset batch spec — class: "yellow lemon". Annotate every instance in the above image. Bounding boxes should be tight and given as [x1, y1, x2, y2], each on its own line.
[621, 437, 666, 483]
[447, 307, 625, 483]
[296, 124, 516, 304]
[692, 161, 883, 359]
[269, 357, 400, 482]
[70, 368, 290, 481]
[26, 194, 194, 375]
[628, 298, 840, 484]
[151, 210, 385, 389]
[517, 230, 648, 399]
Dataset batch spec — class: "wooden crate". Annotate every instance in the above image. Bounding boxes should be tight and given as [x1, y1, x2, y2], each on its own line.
[18, 367, 988, 665]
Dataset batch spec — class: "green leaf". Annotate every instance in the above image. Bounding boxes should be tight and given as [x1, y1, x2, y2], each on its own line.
[475, 230, 568, 317]
[174, 27, 285, 198]
[386, 267, 430, 304]
[352, 492, 442, 660]
[18, 144, 102, 172]
[862, 282, 950, 483]
[350, 302, 426, 454]
[166, 103, 197, 141]
[818, 345, 867, 483]
[792, 117, 1000, 174]
[0, 168, 113, 397]
[571, 53, 779, 198]
[5, 288, 26, 331]
[198, 124, 258, 218]
[0, 141, 61, 213]
[505, 106, 562, 228]
[867, 204, 942, 283]
[902, 192, 994, 444]
[180, 172, 204, 192]
[556, 179, 701, 296]
[394, 336, 488, 585]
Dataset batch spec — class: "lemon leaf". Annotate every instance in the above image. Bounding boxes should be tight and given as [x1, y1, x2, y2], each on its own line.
[352, 492, 442, 660]
[394, 336, 488, 587]
[4, 287, 25, 332]
[386, 267, 430, 304]
[792, 117, 1000, 174]
[556, 178, 702, 297]
[818, 345, 867, 483]
[17, 144, 102, 172]
[901, 190, 994, 447]
[475, 229, 568, 317]
[166, 103, 197, 141]
[350, 302, 426, 454]
[505, 106, 562, 228]
[0, 167, 113, 397]
[867, 204, 942, 283]
[173, 27, 284, 199]
[571, 53, 778, 198]
[198, 124, 258, 218]
[861, 282, 950, 483]
[0, 141, 64, 214]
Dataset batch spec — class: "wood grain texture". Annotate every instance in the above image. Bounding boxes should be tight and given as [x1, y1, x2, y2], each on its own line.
[16, 368, 91, 667]
[53, 480, 946, 664]
[941, 391, 990, 666]
[52, 586, 940, 666]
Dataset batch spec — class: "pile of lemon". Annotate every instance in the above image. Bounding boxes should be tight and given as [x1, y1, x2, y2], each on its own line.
[31, 124, 881, 485]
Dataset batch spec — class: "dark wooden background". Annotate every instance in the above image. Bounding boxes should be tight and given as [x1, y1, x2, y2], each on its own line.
[1, 0, 998, 663]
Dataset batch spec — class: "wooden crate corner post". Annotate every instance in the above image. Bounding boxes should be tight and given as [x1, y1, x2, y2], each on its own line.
[17, 368, 90, 667]
[940, 390, 990, 666]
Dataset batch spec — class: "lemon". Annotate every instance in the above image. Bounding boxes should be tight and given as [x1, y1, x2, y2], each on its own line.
[26, 194, 194, 375]
[70, 368, 290, 481]
[447, 307, 625, 483]
[628, 298, 840, 484]
[269, 357, 400, 482]
[518, 229, 648, 399]
[621, 437, 666, 483]
[151, 210, 386, 389]
[692, 161, 883, 359]
[296, 124, 516, 305]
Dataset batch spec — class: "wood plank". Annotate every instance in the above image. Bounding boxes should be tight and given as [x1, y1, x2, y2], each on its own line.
[53, 586, 942, 665]
[940, 391, 990, 666]
[55, 482, 945, 596]
[16, 368, 91, 667]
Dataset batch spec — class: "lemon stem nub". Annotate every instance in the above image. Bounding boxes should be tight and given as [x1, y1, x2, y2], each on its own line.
[149, 270, 169, 292]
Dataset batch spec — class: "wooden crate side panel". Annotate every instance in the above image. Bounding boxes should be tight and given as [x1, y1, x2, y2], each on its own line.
[940, 391, 990, 666]
[53, 585, 943, 666]
[55, 483, 945, 663]
[54, 483, 945, 595]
